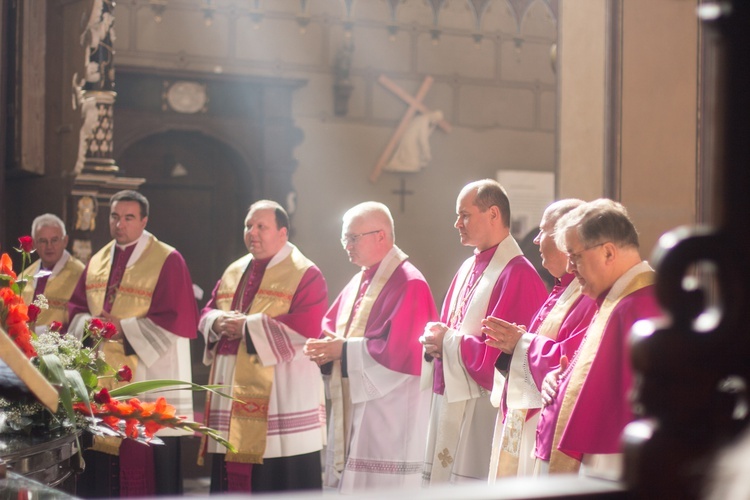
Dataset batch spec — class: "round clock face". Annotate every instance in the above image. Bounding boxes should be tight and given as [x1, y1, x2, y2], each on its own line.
[166, 81, 207, 114]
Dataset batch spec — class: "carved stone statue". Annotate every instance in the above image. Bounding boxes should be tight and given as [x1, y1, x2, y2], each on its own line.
[75, 195, 97, 231]
[385, 110, 444, 173]
[72, 77, 99, 174]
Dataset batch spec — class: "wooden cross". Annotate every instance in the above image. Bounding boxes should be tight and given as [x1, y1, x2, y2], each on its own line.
[369, 75, 452, 183]
[392, 176, 414, 213]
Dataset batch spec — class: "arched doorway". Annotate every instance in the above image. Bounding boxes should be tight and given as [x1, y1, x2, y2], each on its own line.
[118, 130, 254, 307]
[117, 130, 255, 384]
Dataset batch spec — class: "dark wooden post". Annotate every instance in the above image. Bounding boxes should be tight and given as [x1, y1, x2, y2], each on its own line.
[624, 2, 750, 498]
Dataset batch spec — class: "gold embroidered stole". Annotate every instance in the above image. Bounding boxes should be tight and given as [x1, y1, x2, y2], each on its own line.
[221, 246, 313, 464]
[85, 236, 172, 392]
[214, 254, 253, 312]
[549, 270, 654, 473]
[328, 246, 407, 479]
[21, 257, 85, 327]
[494, 280, 582, 478]
[86, 236, 172, 456]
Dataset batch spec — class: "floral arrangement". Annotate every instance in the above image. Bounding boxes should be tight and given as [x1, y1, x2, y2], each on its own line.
[0, 237, 234, 450]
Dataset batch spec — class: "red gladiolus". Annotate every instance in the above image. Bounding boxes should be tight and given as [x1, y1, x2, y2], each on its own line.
[110, 400, 135, 416]
[1, 295, 36, 358]
[153, 397, 176, 420]
[143, 420, 163, 438]
[94, 388, 112, 404]
[102, 322, 117, 339]
[27, 303, 41, 323]
[125, 418, 139, 439]
[17, 236, 33, 253]
[49, 321, 63, 332]
[102, 416, 120, 429]
[117, 365, 133, 382]
[0, 253, 16, 280]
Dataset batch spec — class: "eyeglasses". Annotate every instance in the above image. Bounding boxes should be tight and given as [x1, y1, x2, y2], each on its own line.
[341, 230, 380, 248]
[35, 237, 62, 246]
[566, 242, 607, 265]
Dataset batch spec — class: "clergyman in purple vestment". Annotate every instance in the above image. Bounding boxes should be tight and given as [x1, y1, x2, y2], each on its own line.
[420, 179, 547, 485]
[305, 202, 438, 493]
[538, 199, 661, 479]
[68, 190, 198, 498]
[482, 199, 597, 480]
[199, 200, 328, 494]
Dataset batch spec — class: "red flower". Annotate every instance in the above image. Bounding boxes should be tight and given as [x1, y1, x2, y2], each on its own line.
[1, 295, 36, 358]
[0, 253, 16, 280]
[73, 402, 93, 415]
[153, 397, 176, 420]
[125, 418, 139, 439]
[94, 388, 112, 404]
[101, 416, 120, 429]
[49, 321, 63, 332]
[27, 303, 41, 323]
[109, 400, 135, 416]
[17, 236, 33, 253]
[88, 318, 104, 334]
[102, 322, 117, 339]
[116, 365, 133, 382]
[143, 420, 163, 438]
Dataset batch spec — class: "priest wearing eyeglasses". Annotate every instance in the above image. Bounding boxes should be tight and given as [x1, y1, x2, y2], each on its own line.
[304, 202, 438, 493]
[536, 199, 661, 478]
[482, 199, 597, 480]
[21, 213, 85, 333]
[420, 179, 547, 485]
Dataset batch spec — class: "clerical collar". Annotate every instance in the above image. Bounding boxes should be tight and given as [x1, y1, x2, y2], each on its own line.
[473, 243, 499, 264]
[558, 273, 575, 287]
[253, 255, 273, 267]
[362, 261, 381, 279]
[595, 287, 613, 307]
[115, 240, 139, 251]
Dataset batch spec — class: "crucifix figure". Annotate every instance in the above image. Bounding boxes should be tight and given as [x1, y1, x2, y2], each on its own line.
[370, 75, 452, 183]
[392, 176, 414, 213]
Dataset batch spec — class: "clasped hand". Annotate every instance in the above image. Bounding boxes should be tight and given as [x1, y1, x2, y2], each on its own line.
[482, 316, 526, 354]
[214, 311, 246, 341]
[419, 322, 448, 359]
[541, 355, 569, 406]
[303, 331, 344, 366]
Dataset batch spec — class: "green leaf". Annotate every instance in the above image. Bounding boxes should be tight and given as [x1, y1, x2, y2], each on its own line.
[39, 354, 78, 425]
[94, 357, 113, 375]
[65, 370, 91, 407]
[40, 354, 66, 385]
[108, 379, 239, 402]
[58, 385, 75, 425]
[79, 368, 98, 390]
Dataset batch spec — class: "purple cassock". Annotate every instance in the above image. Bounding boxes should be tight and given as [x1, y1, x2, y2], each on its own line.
[321, 256, 438, 492]
[68, 245, 198, 338]
[510, 273, 598, 418]
[536, 283, 661, 462]
[322, 259, 437, 375]
[68, 239, 198, 498]
[523, 274, 599, 392]
[433, 246, 549, 394]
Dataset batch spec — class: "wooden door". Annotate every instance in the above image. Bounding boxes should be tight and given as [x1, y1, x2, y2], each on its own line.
[117, 130, 255, 386]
